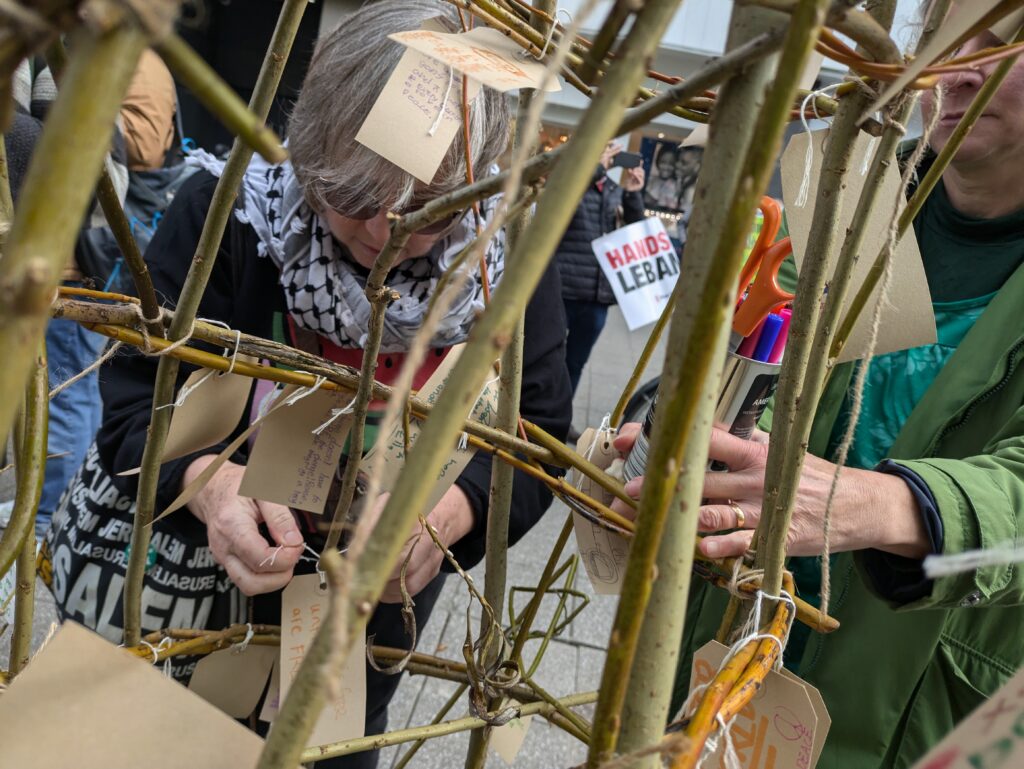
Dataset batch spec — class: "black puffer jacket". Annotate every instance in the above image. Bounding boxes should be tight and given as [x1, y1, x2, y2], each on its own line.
[555, 166, 645, 305]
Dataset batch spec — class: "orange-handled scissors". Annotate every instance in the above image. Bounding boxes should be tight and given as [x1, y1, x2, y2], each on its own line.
[733, 237, 794, 338]
[731, 197, 795, 342]
[737, 197, 783, 293]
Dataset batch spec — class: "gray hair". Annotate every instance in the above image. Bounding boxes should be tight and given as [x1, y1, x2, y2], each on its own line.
[288, 0, 512, 215]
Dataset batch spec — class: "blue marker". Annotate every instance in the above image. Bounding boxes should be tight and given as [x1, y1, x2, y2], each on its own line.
[752, 313, 784, 363]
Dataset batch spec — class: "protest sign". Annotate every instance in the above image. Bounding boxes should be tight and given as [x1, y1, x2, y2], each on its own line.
[591, 217, 680, 331]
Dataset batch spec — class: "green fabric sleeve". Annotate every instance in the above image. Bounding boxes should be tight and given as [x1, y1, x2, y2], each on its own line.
[860, 445, 1024, 610]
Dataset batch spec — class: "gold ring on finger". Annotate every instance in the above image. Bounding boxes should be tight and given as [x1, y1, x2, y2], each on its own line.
[727, 499, 745, 529]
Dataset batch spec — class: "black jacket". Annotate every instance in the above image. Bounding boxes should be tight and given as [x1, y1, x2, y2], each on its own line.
[96, 171, 572, 570]
[555, 166, 645, 305]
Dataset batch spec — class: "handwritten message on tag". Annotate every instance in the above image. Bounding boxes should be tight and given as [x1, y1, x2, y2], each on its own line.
[911, 665, 1024, 769]
[492, 714, 533, 764]
[571, 427, 630, 595]
[361, 345, 499, 516]
[0, 622, 266, 768]
[280, 574, 366, 747]
[390, 27, 561, 92]
[188, 645, 277, 718]
[688, 641, 825, 769]
[781, 129, 935, 362]
[356, 48, 482, 184]
[592, 218, 680, 331]
[239, 388, 354, 514]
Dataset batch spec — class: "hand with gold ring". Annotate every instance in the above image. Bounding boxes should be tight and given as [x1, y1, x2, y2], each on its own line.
[609, 424, 930, 563]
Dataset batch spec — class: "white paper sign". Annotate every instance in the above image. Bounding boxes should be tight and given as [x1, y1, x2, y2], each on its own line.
[591, 217, 680, 331]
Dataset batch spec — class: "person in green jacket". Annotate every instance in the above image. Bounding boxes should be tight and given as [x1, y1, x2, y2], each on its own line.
[618, 25, 1024, 769]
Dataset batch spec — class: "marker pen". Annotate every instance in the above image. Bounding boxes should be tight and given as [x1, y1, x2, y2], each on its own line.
[752, 313, 783, 362]
[767, 308, 792, 364]
[735, 317, 765, 359]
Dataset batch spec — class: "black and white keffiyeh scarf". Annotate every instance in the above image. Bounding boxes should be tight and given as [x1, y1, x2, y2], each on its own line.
[188, 150, 505, 352]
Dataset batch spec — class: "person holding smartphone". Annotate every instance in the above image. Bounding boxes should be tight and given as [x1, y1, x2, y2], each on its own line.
[553, 141, 646, 438]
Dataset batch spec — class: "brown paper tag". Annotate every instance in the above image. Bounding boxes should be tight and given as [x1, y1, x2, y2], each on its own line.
[491, 714, 533, 764]
[990, 9, 1024, 42]
[910, 665, 1024, 769]
[780, 668, 830, 768]
[239, 388, 354, 514]
[155, 384, 308, 522]
[780, 128, 936, 362]
[689, 640, 823, 769]
[361, 345, 500, 516]
[571, 427, 630, 596]
[259, 656, 282, 723]
[162, 364, 255, 463]
[280, 573, 366, 747]
[188, 644, 277, 718]
[355, 47, 482, 184]
[0, 622, 266, 768]
[120, 361, 256, 477]
[390, 27, 562, 93]
[864, 0, 1005, 117]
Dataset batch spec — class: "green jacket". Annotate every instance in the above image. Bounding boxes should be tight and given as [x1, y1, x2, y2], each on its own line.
[674, 260, 1024, 767]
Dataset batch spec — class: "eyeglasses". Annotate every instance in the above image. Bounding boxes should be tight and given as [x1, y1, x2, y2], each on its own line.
[330, 193, 468, 235]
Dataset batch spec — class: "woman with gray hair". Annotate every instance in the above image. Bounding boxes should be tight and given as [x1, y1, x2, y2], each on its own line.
[42, 3, 572, 766]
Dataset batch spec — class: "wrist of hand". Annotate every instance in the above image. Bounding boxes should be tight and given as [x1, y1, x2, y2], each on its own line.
[183, 455, 234, 524]
[427, 485, 475, 547]
[868, 471, 931, 559]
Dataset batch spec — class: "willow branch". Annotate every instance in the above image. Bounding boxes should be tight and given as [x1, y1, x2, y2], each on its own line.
[9, 527, 38, 676]
[301, 691, 598, 763]
[0, 134, 13, 248]
[43, 38, 164, 339]
[154, 33, 287, 164]
[335, 0, 679, 699]
[67, 311, 561, 466]
[393, 683, 470, 769]
[611, 291, 675, 426]
[587, 2, 793, 761]
[6, 346, 45, 676]
[257, 550, 349, 769]
[828, 0, 1008, 362]
[123, 0, 308, 646]
[578, 0, 633, 84]
[752, 94, 872, 598]
[322, 270, 402, 553]
[0, 21, 145, 449]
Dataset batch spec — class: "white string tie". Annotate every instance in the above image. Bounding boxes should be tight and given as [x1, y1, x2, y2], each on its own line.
[521, 9, 574, 60]
[284, 375, 327, 406]
[924, 539, 1024, 578]
[861, 113, 881, 175]
[428, 66, 455, 136]
[155, 319, 244, 410]
[259, 545, 284, 567]
[457, 432, 469, 451]
[300, 543, 321, 565]
[795, 83, 842, 208]
[311, 395, 357, 435]
[156, 368, 216, 411]
[231, 623, 255, 654]
[256, 384, 286, 419]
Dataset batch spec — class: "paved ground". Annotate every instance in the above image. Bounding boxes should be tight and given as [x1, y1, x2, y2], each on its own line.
[0, 305, 666, 768]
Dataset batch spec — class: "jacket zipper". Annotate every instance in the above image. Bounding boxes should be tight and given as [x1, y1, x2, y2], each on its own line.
[934, 337, 1024, 450]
